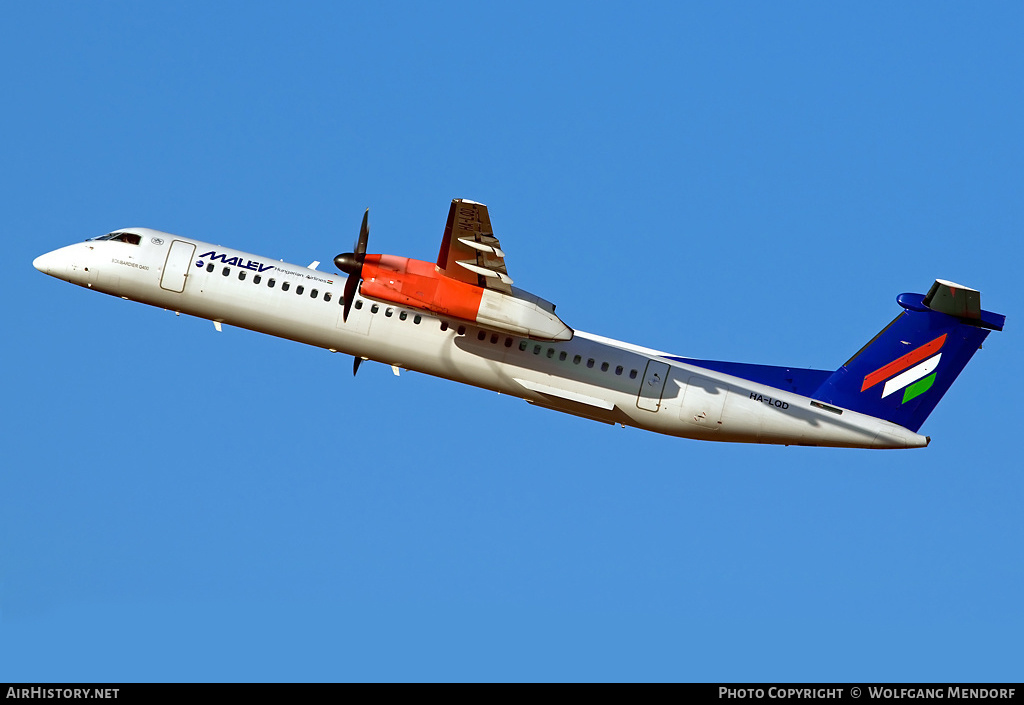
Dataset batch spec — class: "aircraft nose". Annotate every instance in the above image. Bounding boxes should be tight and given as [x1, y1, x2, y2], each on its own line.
[33, 246, 77, 279]
[33, 250, 58, 274]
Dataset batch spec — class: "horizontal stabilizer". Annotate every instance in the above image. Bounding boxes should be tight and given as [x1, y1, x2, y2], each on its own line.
[924, 279, 980, 319]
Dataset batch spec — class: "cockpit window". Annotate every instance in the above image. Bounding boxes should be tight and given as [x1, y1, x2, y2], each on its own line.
[89, 231, 142, 245]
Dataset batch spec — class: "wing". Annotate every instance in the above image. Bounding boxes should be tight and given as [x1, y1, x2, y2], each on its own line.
[435, 199, 513, 295]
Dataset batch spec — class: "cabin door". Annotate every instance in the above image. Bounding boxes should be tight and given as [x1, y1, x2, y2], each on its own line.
[636, 360, 671, 411]
[160, 240, 196, 293]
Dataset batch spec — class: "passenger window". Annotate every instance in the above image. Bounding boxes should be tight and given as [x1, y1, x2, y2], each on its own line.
[476, 330, 485, 340]
[559, 351, 567, 361]
[371, 304, 379, 314]
[238, 271, 246, 281]
[414, 314, 422, 324]
[490, 333, 499, 344]
[282, 281, 290, 291]
[615, 365, 623, 375]
[587, 359, 595, 368]
[296, 285, 304, 295]
[324, 292, 331, 302]
[630, 369, 638, 379]
[254, 275, 261, 284]
[206, 263, 214, 273]
[547, 348, 555, 359]
[311, 289, 318, 299]
[519, 340, 528, 351]
[601, 362, 609, 372]
[504, 337, 513, 348]
[440, 321, 448, 331]
[399, 311, 407, 320]
[457, 325, 466, 335]
[385, 307, 393, 317]
[222, 267, 230, 276]
[268, 278, 276, 288]
[355, 299, 363, 309]
[533, 344, 542, 355]
[573, 355, 582, 364]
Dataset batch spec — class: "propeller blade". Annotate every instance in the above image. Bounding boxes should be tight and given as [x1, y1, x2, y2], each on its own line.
[342, 273, 359, 322]
[353, 356, 363, 376]
[356, 208, 369, 255]
[335, 208, 370, 323]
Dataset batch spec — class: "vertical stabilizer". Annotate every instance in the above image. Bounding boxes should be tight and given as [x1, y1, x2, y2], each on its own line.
[812, 281, 1004, 432]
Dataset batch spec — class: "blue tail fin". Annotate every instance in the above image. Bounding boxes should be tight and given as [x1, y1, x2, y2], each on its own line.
[812, 280, 1005, 432]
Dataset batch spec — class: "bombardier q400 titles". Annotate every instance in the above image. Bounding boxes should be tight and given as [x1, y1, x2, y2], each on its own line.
[34, 199, 1005, 449]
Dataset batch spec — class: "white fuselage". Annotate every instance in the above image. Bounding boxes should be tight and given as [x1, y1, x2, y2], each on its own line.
[33, 231, 928, 449]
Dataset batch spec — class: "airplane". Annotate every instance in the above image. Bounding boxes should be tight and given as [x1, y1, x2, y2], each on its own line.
[33, 198, 1005, 449]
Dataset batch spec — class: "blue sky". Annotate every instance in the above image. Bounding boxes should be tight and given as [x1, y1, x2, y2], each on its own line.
[2, 1, 1021, 682]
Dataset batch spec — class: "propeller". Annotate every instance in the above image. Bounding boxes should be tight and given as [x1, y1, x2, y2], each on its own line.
[334, 208, 369, 323]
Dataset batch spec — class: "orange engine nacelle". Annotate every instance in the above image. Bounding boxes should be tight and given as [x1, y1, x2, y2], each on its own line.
[360, 254, 484, 322]
[357, 254, 573, 341]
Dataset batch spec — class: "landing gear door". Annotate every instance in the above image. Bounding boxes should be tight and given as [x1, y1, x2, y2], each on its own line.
[637, 360, 671, 412]
[160, 240, 196, 293]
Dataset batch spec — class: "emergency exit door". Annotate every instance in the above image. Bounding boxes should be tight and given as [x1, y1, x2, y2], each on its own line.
[636, 360, 671, 411]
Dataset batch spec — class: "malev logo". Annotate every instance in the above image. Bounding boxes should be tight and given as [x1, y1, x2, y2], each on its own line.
[861, 334, 946, 404]
[198, 250, 275, 273]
